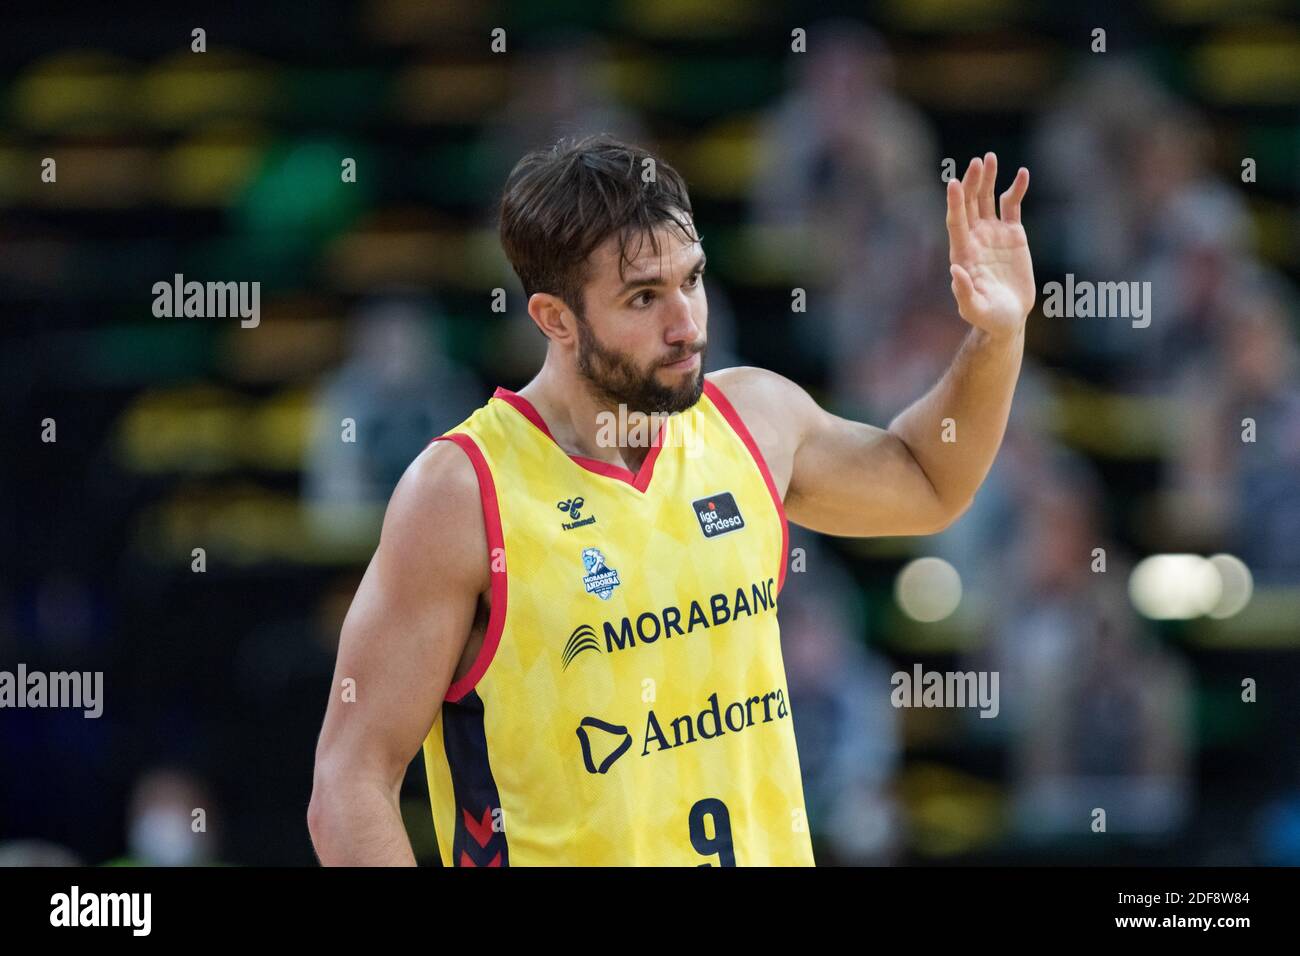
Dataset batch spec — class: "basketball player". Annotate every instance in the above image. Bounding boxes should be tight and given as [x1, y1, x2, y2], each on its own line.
[308, 134, 1035, 866]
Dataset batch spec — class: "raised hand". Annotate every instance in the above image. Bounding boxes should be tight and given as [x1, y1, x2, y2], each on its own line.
[945, 153, 1035, 339]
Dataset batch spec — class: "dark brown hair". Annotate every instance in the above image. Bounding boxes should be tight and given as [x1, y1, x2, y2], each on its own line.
[498, 133, 699, 322]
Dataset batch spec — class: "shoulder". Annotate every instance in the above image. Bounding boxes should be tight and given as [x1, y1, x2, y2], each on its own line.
[705, 367, 817, 494]
[706, 366, 817, 428]
[377, 438, 490, 588]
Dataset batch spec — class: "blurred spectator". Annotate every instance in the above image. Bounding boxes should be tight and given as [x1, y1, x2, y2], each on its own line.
[1132, 109, 1254, 385]
[1031, 62, 1255, 385]
[930, 362, 1062, 602]
[975, 471, 1193, 838]
[1013, 591, 1193, 839]
[750, 18, 943, 391]
[303, 295, 480, 546]
[1165, 280, 1300, 583]
[108, 767, 217, 866]
[0, 839, 82, 866]
[782, 534, 902, 864]
[1030, 60, 1175, 278]
[480, 30, 649, 212]
[839, 292, 967, 422]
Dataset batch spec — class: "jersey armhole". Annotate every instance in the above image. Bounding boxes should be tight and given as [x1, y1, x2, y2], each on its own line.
[429, 433, 508, 703]
[701, 379, 790, 594]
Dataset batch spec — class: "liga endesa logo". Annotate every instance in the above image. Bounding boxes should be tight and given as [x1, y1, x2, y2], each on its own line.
[691, 491, 745, 538]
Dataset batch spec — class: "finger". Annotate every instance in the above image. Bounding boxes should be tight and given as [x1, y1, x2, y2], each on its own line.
[950, 263, 978, 316]
[999, 166, 1029, 224]
[962, 157, 981, 224]
[979, 151, 997, 219]
[945, 178, 969, 250]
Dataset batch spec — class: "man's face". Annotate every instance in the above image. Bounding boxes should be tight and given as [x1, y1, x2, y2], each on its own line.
[570, 218, 708, 415]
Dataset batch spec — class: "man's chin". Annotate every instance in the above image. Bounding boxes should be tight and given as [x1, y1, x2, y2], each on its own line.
[650, 371, 705, 414]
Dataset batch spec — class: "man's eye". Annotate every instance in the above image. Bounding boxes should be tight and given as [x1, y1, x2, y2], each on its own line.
[632, 291, 654, 307]
[686, 272, 702, 288]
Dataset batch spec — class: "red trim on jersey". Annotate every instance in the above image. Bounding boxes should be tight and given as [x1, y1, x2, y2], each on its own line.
[702, 379, 789, 594]
[492, 386, 665, 492]
[431, 433, 507, 704]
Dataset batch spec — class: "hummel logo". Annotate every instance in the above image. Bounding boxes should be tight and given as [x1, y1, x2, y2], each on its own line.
[558, 496, 596, 530]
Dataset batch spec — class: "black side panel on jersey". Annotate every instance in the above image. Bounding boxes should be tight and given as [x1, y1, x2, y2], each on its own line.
[442, 689, 510, 866]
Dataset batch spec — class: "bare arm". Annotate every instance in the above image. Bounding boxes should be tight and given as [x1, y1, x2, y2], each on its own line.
[889, 152, 1034, 519]
[307, 440, 488, 865]
[713, 152, 1035, 538]
[711, 366, 960, 537]
[883, 322, 1025, 524]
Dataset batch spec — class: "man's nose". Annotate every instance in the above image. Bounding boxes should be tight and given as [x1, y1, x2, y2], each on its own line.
[664, 290, 701, 344]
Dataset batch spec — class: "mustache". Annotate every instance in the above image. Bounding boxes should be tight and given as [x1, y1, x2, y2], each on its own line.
[660, 341, 706, 366]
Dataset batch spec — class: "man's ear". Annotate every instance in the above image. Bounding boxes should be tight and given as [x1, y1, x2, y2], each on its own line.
[528, 292, 578, 344]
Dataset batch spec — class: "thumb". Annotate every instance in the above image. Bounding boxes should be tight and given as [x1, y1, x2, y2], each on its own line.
[950, 264, 978, 316]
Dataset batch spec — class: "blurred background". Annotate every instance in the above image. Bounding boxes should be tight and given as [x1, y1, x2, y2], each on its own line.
[2, 0, 1299, 866]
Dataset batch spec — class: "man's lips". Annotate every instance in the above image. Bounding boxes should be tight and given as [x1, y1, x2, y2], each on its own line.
[662, 350, 702, 370]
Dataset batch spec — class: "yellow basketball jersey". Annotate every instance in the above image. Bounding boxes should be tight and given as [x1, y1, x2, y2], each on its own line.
[420, 379, 814, 866]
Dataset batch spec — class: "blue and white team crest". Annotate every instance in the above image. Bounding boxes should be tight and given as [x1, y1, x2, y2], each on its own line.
[581, 547, 621, 601]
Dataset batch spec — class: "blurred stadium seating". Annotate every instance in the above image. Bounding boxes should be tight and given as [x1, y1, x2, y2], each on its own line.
[1, 0, 1298, 865]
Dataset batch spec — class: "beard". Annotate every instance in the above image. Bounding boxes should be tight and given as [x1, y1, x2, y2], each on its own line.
[574, 316, 706, 415]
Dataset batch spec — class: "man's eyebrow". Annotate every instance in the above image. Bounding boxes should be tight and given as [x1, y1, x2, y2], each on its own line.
[614, 253, 707, 297]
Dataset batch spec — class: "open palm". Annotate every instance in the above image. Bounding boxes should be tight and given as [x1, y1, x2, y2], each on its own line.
[946, 153, 1035, 338]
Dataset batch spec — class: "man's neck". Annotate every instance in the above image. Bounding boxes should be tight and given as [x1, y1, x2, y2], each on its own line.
[517, 364, 664, 472]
